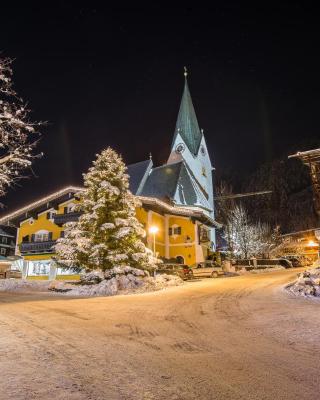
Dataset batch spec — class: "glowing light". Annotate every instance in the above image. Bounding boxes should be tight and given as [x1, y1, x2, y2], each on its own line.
[307, 240, 318, 247]
[149, 226, 159, 235]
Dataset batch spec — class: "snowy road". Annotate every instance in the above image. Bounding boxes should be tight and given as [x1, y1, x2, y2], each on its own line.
[0, 268, 320, 400]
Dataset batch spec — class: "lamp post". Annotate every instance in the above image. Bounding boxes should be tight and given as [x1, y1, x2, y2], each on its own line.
[149, 225, 159, 257]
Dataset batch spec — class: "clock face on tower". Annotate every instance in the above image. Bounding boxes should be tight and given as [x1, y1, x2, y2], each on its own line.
[175, 143, 185, 154]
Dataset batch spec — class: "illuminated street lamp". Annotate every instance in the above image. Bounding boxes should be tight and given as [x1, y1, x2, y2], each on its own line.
[149, 225, 159, 256]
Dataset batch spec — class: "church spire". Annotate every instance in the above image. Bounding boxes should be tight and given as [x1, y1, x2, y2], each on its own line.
[172, 68, 203, 155]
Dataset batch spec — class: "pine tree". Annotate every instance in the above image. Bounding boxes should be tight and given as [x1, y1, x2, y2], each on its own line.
[55, 147, 155, 272]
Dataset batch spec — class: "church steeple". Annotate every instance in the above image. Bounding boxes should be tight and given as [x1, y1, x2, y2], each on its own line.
[172, 68, 203, 156]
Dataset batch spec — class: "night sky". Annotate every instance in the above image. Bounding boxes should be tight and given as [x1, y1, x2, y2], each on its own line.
[1, 3, 320, 211]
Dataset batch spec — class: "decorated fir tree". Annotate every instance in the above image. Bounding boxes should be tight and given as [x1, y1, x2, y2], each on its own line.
[55, 147, 155, 272]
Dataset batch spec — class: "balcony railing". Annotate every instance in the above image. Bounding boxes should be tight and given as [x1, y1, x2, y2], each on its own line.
[20, 240, 56, 254]
[54, 212, 81, 226]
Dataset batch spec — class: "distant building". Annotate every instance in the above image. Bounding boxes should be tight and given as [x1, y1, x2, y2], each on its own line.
[276, 228, 319, 262]
[0, 226, 16, 258]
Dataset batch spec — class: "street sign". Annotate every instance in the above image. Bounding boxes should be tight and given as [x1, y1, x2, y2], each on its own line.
[315, 229, 320, 240]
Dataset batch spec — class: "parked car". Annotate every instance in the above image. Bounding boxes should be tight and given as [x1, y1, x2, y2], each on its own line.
[191, 261, 225, 278]
[157, 264, 194, 280]
[282, 256, 303, 268]
[278, 258, 293, 269]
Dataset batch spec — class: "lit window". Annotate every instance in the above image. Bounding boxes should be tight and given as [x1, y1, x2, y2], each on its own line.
[33, 231, 52, 242]
[0, 248, 6, 255]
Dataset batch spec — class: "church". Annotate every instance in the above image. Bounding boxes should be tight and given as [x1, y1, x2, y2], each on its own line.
[0, 72, 220, 277]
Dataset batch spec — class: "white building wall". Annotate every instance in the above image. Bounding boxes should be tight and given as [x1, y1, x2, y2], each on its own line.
[167, 133, 216, 249]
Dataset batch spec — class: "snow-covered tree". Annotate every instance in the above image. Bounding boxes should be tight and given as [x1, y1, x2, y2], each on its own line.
[224, 204, 275, 259]
[0, 57, 41, 197]
[55, 147, 156, 272]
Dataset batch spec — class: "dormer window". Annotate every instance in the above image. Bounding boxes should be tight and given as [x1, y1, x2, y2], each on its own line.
[64, 203, 76, 214]
[46, 211, 56, 220]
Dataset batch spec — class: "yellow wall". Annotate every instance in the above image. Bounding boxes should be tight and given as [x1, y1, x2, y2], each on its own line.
[18, 198, 80, 260]
[17, 200, 205, 265]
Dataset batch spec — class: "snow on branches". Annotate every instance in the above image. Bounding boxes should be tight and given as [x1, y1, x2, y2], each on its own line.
[0, 57, 41, 197]
[55, 147, 157, 272]
[224, 204, 275, 259]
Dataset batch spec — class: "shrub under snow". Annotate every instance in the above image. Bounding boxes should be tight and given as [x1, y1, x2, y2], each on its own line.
[49, 267, 182, 296]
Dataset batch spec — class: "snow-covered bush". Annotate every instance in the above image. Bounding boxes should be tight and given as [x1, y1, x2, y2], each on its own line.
[0, 57, 41, 197]
[48, 267, 183, 297]
[55, 147, 157, 272]
[288, 268, 320, 297]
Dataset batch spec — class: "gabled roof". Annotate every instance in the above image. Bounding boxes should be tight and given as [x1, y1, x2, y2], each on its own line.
[171, 77, 203, 156]
[127, 159, 153, 195]
[140, 160, 212, 211]
[140, 162, 182, 201]
[0, 186, 83, 226]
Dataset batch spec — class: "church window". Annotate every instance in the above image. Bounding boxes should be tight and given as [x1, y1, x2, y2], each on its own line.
[202, 167, 207, 177]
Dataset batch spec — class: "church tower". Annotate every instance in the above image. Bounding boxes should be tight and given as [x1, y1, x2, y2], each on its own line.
[167, 69, 215, 246]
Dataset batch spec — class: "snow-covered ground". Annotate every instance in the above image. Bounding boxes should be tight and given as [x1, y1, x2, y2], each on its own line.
[0, 279, 51, 292]
[1, 268, 320, 400]
[287, 263, 320, 297]
[237, 266, 285, 274]
[0, 267, 183, 297]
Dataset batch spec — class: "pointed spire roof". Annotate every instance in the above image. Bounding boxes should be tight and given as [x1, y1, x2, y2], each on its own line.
[172, 68, 203, 155]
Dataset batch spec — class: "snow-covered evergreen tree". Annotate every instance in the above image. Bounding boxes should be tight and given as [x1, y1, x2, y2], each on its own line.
[55, 147, 156, 271]
[0, 57, 41, 197]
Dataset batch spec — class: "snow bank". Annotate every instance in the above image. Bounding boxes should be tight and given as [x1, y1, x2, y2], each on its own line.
[287, 267, 320, 297]
[0, 279, 50, 292]
[237, 266, 285, 275]
[49, 267, 183, 297]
